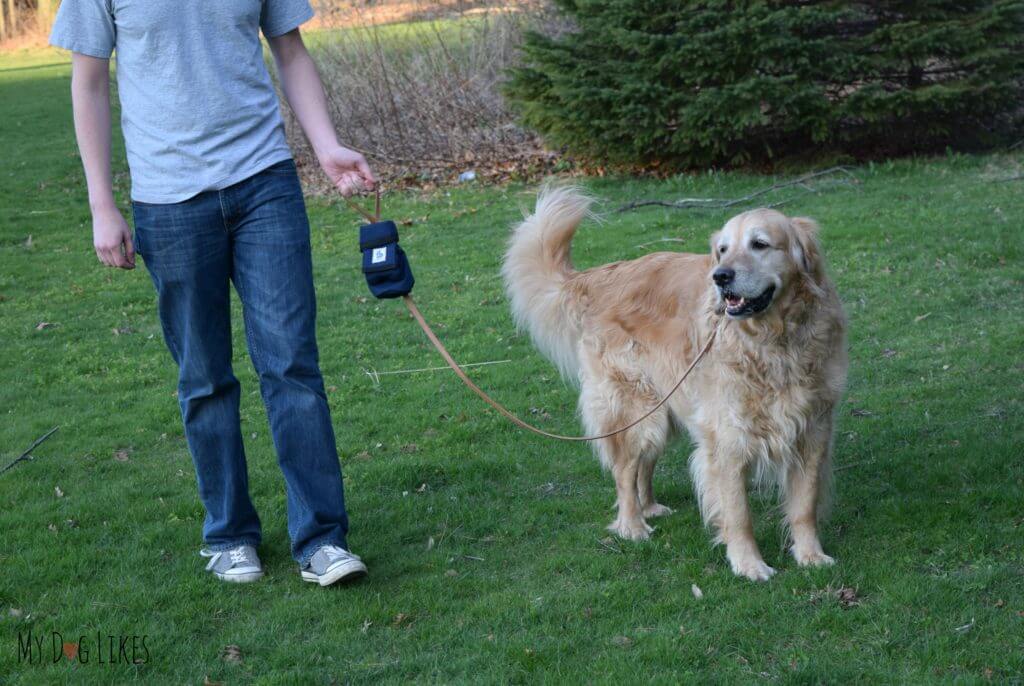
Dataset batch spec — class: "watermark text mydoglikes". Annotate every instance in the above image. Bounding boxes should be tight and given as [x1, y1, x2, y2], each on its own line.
[17, 629, 150, 665]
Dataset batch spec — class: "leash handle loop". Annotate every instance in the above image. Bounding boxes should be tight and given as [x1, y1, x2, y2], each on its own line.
[343, 186, 382, 225]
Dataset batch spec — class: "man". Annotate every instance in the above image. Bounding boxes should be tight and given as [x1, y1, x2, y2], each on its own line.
[50, 0, 371, 586]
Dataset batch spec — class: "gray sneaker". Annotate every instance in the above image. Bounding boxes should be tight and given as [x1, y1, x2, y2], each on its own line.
[300, 545, 367, 586]
[200, 545, 264, 583]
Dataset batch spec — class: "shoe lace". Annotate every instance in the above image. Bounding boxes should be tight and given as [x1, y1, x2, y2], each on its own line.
[229, 547, 251, 566]
[321, 545, 353, 561]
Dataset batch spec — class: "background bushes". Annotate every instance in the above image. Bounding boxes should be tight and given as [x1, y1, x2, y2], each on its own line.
[285, 2, 563, 188]
[505, 0, 1024, 168]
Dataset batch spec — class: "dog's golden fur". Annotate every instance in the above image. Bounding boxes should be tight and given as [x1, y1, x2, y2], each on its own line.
[502, 187, 847, 581]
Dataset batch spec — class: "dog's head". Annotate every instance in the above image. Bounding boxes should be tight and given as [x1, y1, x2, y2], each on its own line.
[709, 209, 823, 319]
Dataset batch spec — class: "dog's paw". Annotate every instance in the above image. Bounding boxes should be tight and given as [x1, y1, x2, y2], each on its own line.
[728, 555, 776, 582]
[642, 503, 674, 518]
[608, 517, 653, 541]
[791, 545, 835, 568]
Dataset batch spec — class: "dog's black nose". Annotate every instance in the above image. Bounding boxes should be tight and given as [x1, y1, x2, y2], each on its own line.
[713, 268, 735, 286]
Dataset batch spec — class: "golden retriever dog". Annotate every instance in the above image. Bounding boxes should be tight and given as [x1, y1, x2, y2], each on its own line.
[502, 187, 847, 581]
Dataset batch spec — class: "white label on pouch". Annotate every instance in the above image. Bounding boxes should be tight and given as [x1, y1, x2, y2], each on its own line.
[372, 247, 388, 264]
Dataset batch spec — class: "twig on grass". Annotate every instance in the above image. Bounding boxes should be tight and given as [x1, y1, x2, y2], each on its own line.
[363, 359, 512, 385]
[634, 238, 689, 250]
[953, 618, 975, 633]
[597, 537, 623, 554]
[432, 523, 463, 551]
[615, 166, 858, 213]
[0, 426, 60, 476]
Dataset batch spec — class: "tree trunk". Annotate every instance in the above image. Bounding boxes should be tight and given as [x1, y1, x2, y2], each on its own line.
[0, 2, 7, 43]
[37, 0, 57, 33]
[6, 0, 16, 36]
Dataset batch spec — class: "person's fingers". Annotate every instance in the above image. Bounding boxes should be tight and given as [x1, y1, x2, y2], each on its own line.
[96, 245, 115, 267]
[108, 246, 128, 269]
[357, 158, 376, 190]
[123, 232, 136, 269]
[336, 174, 359, 197]
[99, 241, 125, 269]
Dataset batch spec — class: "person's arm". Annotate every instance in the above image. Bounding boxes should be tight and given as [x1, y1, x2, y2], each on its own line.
[70, 52, 134, 269]
[266, 29, 375, 196]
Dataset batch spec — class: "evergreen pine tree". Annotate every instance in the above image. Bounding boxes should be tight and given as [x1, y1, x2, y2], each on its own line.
[505, 1, 1024, 167]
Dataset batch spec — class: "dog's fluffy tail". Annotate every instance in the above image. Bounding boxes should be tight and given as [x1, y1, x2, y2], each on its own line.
[502, 185, 592, 382]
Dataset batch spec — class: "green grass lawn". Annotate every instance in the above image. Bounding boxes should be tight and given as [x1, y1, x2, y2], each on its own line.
[1, 47, 1023, 685]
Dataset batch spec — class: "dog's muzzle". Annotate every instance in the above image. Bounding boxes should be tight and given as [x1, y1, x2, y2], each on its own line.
[720, 284, 776, 317]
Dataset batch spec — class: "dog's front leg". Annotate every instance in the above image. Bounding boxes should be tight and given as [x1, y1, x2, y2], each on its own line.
[715, 456, 776, 581]
[785, 419, 835, 567]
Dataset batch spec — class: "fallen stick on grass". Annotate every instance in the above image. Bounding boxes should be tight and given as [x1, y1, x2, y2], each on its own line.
[363, 359, 513, 385]
[615, 166, 858, 213]
[634, 237, 689, 250]
[0, 426, 60, 476]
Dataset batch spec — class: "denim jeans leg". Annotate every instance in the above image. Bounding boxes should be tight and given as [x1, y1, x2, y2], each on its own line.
[227, 161, 349, 563]
[132, 194, 262, 551]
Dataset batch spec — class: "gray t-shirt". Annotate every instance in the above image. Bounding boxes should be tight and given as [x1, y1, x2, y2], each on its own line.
[50, 0, 313, 204]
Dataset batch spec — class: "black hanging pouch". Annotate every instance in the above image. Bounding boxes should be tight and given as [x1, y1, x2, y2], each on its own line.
[360, 220, 415, 299]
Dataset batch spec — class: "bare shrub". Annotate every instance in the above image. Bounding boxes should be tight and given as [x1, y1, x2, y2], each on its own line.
[283, 1, 564, 191]
[0, 0, 57, 49]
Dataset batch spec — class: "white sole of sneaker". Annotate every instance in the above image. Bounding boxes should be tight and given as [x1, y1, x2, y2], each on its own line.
[213, 570, 264, 583]
[301, 559, 367, 587]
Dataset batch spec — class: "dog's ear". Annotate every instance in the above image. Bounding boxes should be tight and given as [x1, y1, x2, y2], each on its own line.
[789, 217, 824, 282]
[710, 230, 722, 263]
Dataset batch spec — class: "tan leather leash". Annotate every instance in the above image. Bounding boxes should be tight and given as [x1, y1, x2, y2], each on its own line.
[344, 187, 720, 442]
[343, 190, 380, 224]
[404, 295, 719, 441]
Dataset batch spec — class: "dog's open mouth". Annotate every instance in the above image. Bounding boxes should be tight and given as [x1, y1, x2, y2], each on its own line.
[722, 285, 776, 317]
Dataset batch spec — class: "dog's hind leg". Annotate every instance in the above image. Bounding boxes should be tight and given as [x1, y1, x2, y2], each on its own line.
[638, 457, 673, 518]
[603, 434, 653, 541]
[581, 366, 668, 541]
[785, 419, 835, 567]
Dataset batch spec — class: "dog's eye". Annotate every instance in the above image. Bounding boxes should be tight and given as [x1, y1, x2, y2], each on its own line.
[751, 239, 770, 250]
[718, 245, 727, 254]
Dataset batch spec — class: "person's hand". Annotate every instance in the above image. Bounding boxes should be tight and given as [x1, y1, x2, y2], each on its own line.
[318, 145, 375, 197]
[92, 205, 135, 269]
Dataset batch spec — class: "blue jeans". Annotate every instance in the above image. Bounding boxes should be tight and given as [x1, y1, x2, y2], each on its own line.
[132, 159, 348, 564]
